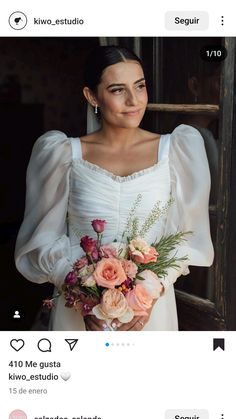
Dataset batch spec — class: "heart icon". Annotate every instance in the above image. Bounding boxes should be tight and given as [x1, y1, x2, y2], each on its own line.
[60, 371, 71, 381]
[10, 339, 25, 352]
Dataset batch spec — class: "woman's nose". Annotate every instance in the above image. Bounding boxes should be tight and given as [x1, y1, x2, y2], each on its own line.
[126, 90, 138, 106]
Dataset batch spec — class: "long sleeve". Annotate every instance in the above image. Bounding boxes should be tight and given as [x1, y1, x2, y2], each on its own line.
[161, 124, 214, 291]
[15, 130, 73, 288]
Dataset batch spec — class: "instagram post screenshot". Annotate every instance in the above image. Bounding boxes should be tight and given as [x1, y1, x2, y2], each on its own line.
[0, 2, 236, 418]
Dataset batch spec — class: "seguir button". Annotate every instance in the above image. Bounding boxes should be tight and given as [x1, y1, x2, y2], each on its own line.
[165, 410, 209, 419]
[165, 11, 209, 30]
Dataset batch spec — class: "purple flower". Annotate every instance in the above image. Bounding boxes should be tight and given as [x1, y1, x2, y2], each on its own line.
[64, 271, 77, 285]
[124, 278, 134, 289]
[91, 247, 99, 262]
[80, 235, 98, 254]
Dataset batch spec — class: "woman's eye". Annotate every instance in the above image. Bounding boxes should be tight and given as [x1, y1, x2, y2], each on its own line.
[109, 84, 146, 94]
[136, 83, 146, 90]
[110, 88, 124, 94]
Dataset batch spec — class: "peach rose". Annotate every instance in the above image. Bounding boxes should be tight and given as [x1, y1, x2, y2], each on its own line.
[136, 270, 163, 299]
[126, 284, 153, 316]
[129, 237, 150, 257]
[93, 257, 127, 288]
[92, 289, 134, 323]
[121, 259, 138, 279]
[132, 246, 159, 264]
[129, 237, 159, 264]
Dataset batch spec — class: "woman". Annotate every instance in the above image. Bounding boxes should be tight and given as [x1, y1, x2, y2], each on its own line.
[15, 45, 214, 331]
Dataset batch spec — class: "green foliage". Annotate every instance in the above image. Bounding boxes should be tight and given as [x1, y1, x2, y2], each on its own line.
[138, 197, 174, 238]
[122, 193, 142, 241]
[138, 231, 192, 278]
[122, 194, 175, 242]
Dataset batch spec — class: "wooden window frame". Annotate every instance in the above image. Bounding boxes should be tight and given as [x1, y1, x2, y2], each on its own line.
[147, 37, 236, 330]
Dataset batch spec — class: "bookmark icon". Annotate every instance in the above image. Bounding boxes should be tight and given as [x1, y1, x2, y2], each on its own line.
[213, 338, 225, 351]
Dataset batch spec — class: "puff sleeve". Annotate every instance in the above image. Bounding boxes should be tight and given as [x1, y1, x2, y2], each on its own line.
[160, 124, 214, 292]
[15, 130, 73, 288]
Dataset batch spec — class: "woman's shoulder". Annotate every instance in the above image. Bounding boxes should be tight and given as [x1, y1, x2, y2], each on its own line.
[167, 124, 205, 158]
[36, 130, 68, 145]
[170, 124, 202, 141]
[32, 130, 72, 152]
[80, 128, 161, 144]
[31, 130, 72, 163]
[79, 132, 101, 145]
[139, 128, 161, 142]
[168, 124, 208, 171]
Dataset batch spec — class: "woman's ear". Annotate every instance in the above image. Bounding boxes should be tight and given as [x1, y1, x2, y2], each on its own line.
[83, 87, 98, 107]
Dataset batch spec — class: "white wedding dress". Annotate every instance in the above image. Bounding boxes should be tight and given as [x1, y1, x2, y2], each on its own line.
[15, 124, 214, 331]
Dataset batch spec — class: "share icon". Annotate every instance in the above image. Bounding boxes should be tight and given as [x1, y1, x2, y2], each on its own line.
[65, 339, 78, 351]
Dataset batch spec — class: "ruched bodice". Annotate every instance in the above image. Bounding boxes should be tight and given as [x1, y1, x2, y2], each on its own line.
[15, 124, 214, 330]
[68, 135, 171, 260]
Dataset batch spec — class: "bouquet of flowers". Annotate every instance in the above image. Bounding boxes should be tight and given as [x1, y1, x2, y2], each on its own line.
[43, 194, 190, 330]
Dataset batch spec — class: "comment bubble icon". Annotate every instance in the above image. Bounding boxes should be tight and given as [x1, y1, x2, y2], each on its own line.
[37, 338, 51, 352]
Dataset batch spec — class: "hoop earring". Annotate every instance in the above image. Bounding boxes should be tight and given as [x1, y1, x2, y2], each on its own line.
[94, 105, 98, 114]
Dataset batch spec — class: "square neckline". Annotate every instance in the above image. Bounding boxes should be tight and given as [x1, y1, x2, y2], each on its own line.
[72, 134, 169, 182]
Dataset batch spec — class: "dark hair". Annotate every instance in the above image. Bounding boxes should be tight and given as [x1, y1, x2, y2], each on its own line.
[84, 45, 144, 91]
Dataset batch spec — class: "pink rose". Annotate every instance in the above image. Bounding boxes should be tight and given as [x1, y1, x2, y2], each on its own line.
[136, 270, 163, 299]
[73, 257, 88, 270]
[99, 245, 118, 258]
[91, 219, 107, 233]
[92, 289, 134, 323]
[80, 236, 98, 254]
[121, 259, 138, 279]
[126, 284, 152, 316]
[93, 257, 127, 288]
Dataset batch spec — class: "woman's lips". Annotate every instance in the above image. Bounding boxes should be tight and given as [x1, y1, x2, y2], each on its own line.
[122, 109, 141, 116]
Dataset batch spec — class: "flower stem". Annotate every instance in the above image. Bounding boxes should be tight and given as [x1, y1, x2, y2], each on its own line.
[88, 254, 96, 269]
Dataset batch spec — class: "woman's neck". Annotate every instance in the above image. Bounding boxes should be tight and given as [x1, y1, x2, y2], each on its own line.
[96, 124, 142, 149]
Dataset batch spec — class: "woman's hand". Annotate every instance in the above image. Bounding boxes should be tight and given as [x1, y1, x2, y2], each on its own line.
[84, 296, 160, 331]
[84, 315, 108, 331]
[84, 313, 148, 331]
[116, 298, 157, 331]
[119, 285, 165, 331]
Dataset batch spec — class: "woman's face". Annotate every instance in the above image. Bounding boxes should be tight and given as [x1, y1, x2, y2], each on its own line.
[94, 60, 148, 129]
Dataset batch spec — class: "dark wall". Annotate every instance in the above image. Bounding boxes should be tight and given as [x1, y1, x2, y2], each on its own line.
[0, 37, 99, 330]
